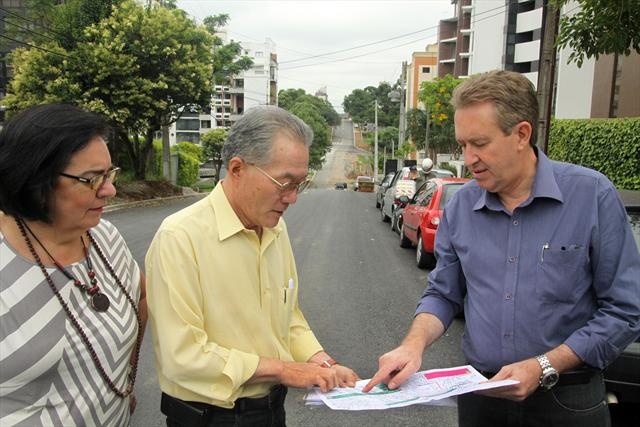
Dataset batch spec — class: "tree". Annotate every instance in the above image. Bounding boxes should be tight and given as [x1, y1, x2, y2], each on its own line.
[5, 1, 215, 179]
[553, 0, 640, 67]
[418, 75, 463, 158]
[343, 82, 399, 128]
[277, 88, 340, 169]
[405, 108, 427, 151]
[288, 101, 331, 170]
[203, 14, 253, 85]
[200, 128, 227, 183]
[278, 88, 340, 126]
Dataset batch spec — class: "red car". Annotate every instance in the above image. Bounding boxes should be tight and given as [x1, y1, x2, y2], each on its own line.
[399, 178, 470, 269]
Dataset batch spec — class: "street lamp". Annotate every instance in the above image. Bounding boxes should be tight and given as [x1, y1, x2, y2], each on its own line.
[373, 99, 378, 181]
[388, 60, 407, 162]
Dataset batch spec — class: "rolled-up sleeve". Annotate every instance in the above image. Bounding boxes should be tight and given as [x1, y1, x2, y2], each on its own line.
[564, 186, 640, 369]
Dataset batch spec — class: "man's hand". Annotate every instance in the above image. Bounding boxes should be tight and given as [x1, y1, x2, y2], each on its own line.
[362, 344, 422, 392]
[331, 364, 360, 388]
[477, 358, 541, 401]
[278, 361, 342, 392]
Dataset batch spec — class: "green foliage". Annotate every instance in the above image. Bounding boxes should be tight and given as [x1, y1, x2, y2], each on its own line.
[278, 88, 339, 170]
[553, 0, 640, 67]
[406, 108, 427, 150]
[201, 128, 227, 160]
[203, 14, 253, 84]
[377, 126, 399, 154]
[343, 82, 400, 128]
[419, 75, 463, 157]
[289, 101, 331, 170]
[548, 118, 640, 190]
[174, 147, 200, 187]
[174, 141, 203, 162]
[5, 0, 216, 180]
[278, 88, 340, 126]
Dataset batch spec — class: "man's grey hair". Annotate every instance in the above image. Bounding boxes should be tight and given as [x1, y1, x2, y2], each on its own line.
[222, 106, 314, 166]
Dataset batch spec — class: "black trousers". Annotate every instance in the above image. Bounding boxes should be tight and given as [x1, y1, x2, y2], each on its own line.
[162, 386, 287, 427]
[458, 369, 610, 427]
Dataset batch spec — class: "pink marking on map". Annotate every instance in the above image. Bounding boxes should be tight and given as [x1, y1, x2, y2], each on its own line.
[424, 368, 470, 380]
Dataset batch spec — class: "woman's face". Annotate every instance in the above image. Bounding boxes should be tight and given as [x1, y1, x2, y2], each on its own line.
[49, 137, 116, 233]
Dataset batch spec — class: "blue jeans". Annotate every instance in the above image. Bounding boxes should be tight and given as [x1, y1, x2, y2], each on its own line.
[458, 371, 610, 427]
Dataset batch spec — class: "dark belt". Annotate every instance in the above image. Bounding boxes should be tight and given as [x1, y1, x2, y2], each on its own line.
[478, 368, 599, 387]
[161, 385, 287, 426]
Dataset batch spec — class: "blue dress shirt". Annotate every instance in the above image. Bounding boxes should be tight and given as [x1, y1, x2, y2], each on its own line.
[416, 149, 640, 372]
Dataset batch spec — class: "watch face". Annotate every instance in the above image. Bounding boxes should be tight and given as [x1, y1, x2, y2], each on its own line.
[542, 372, 560, 388]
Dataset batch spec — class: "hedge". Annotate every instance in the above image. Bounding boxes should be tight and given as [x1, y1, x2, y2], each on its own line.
[151, 140, 202, 187]
[548, 118, 640, 190]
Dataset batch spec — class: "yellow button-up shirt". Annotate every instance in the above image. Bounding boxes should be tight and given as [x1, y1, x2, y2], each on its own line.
[145, 184, 323, 407]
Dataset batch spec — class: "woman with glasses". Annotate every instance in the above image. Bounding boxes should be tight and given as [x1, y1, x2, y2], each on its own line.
[0, 104, 147, 426]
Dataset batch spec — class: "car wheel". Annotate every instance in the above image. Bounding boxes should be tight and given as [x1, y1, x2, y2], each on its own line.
[416, 234, 436, 269]
[380, 203, 390, 222]
[390, 213, 397, 232]
[399, 223, 412, 248]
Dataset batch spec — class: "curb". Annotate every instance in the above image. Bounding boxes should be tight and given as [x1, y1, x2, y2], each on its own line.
[104, 193, 206, 213]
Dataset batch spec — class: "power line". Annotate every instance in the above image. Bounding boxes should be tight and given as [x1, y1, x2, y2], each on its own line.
[0, 34, 70, 59]
[0, 6, 67, 39]
[0, 17, 58, 43]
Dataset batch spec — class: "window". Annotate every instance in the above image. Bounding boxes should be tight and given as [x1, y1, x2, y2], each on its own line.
[176, 132, 200, 144]
[201, 120, 211, 129]
[422, 66, 431, 73]
[255, 51, 264, 58]
[176, 118, 200, 131]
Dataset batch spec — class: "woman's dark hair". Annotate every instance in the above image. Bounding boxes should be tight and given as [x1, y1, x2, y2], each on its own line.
[0, 103, 111, 223]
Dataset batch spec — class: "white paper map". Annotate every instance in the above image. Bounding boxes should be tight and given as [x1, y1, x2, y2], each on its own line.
[305, 365, 518, 411]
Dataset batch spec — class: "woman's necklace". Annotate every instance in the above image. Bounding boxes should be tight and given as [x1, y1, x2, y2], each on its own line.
[19, 220, 110, 311]
[14, 217, 142, 398]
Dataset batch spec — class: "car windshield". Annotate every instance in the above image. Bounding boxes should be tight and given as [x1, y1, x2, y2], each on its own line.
[439, 183, 464, 208]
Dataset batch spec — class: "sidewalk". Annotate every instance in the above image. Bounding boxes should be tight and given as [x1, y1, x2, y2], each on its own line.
[618, 189, 640, 205]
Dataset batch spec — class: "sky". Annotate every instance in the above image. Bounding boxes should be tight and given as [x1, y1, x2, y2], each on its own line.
[176, 0, 455, 113]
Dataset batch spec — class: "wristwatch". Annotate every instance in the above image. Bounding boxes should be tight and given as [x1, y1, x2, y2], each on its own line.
[535, 354, 559, 390]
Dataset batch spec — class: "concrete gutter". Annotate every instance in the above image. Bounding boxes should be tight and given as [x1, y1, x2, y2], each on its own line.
[104, 193, 206, 213]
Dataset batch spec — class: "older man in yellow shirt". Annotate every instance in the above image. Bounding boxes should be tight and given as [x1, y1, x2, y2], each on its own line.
[146, 106, 358, 427]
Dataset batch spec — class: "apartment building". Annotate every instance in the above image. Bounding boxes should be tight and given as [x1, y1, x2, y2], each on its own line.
[441, 0, 639, 119]
[406, 44, 438, 111]
[170, 37, 278, 145]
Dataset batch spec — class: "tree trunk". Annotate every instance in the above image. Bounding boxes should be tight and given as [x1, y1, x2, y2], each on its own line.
[162, 123, 171, 180]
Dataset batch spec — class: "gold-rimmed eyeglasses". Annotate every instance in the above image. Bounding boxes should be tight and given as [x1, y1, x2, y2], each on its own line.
[59, 166, 120, 191]
[248, 163, 310, 194]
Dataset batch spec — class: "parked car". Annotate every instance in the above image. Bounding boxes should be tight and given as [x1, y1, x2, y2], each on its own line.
[376, 172, 396, 209]
[399, 178, 470, 268]
[604, 198, 640, 413]
[335, 182, 347, 190]
[381, 169, 416, 223]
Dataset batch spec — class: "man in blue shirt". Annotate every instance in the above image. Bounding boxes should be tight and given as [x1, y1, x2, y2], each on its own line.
[364, 70, 640, 426]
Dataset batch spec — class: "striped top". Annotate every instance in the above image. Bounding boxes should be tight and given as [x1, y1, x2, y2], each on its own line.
[0, 219, 141, 427]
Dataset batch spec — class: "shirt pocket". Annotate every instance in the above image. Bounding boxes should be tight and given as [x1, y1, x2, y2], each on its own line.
[536, 244, 589, 303]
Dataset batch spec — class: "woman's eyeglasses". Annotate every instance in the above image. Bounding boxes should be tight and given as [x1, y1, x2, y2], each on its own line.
[248, 163, 310, 194]
[59, 167, 120, 191]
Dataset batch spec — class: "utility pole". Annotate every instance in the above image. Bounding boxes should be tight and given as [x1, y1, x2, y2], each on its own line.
[424, 107, 430, 160]
[536, 0, 560, 154]
[398, 61, 407, 156]
[374, 99, 379, 181]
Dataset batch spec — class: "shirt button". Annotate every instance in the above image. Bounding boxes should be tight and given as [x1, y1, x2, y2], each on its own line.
[508, 256, 517, 263]
[505, 293, 512, 300]
[504, 332, 512, 338]
[513, 220, 519, 226]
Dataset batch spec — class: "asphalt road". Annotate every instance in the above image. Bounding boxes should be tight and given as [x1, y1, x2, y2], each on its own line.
[106, 189, 465, 427]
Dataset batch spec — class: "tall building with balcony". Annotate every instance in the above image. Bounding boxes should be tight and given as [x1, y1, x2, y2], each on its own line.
[437, 0, 472, 78]
[443, 0, 639, 119]
[169, 37, 278, 145]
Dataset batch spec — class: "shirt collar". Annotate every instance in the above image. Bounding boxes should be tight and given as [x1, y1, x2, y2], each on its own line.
[209, 183, 283, 241]
[473, 147, 564, 211]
